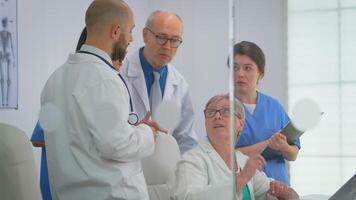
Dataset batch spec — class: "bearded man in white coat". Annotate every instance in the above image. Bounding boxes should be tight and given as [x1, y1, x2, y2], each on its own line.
[120, 10, 198, 154]
[40, 1, 160, 199]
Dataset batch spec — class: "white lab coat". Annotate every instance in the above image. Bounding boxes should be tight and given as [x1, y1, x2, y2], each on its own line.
[173, 139, 278, 200]
[120, 49, 198, 153]
[41, 47, 154, 200]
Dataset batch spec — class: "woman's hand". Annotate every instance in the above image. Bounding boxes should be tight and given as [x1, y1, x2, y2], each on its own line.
[236, 154, 266, 192]
[268, 132, 299, 161]
[268, 133, 289, 152]
[269, 180, 289, 200]
[139, 112, 168, 141]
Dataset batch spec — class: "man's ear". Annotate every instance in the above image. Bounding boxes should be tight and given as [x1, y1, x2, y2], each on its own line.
[111, 24, 121, 41]
[142, 27, 148, 44]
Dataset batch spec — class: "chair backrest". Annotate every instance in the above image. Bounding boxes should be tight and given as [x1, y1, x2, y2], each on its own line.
[142, 133, 181, 200]
[0, 123, 41, 200]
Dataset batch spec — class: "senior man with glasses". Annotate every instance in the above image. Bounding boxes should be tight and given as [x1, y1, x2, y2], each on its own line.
[120, 10, 198, 154]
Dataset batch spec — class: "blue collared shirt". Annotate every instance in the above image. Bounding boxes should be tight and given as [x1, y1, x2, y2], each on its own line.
[139, 47, 167, 97]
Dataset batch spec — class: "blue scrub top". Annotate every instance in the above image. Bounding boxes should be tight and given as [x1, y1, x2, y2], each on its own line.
[236, 92, 301, 185]
[31, 122, 52, 200]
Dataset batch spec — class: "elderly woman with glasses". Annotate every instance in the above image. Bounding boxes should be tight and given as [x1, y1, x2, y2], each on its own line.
[173, 94, 297, 200]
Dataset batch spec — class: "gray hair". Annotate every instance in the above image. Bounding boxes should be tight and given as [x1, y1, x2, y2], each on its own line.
[205, 94, 245, 121]
[145, 10, 183, 29]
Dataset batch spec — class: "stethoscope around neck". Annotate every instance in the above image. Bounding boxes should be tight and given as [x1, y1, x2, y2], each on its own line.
[78, 50, 139, 125]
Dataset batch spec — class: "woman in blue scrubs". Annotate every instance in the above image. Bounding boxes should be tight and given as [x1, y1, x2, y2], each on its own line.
[233, 41, 300, 185]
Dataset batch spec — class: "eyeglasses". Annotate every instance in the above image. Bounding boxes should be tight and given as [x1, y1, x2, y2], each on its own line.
[204, 108, 231, 118]
[146, 27, 183, 48]
[204, 107, 242, 119]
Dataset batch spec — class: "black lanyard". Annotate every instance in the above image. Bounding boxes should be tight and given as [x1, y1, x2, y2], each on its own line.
[78, 50, 134, 112]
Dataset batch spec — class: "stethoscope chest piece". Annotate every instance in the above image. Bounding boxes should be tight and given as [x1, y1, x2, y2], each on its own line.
[128, 112, 139, 125]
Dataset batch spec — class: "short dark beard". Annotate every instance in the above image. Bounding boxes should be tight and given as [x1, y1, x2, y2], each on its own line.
[111, 39, 127, 63]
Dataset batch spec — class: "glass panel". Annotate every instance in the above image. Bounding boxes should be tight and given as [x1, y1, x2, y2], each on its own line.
[288, 0, 356, 198]
[171, 0, 235, 198]
[341, 9, 356, 81]
[288, 0, 337, 12]
[290, 157, 342, 196]
[289, 85, 340, 156]
[288, 11, 338, 85]
[341, 158, 356, 182]
[341, 0, 356, 7]
[341, 84, 356, 156]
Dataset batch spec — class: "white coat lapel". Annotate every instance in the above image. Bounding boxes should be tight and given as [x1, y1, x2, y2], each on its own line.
[132, 76, 150, 111]
[200, 140, 232, 174]
[127, 52, 150, 112]
[163, 64, 179, 101]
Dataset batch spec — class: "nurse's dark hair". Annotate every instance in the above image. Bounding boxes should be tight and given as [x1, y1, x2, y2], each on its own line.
[76, 27, 87, 52]
[232, 41, 265, 76]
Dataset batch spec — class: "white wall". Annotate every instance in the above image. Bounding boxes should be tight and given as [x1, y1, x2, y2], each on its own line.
[0, 0, 91, 176]
[0, 0, 287, 178]
[235, 0, 288, 108]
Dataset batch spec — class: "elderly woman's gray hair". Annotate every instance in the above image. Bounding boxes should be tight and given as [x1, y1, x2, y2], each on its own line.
[204, 94, 245, 121]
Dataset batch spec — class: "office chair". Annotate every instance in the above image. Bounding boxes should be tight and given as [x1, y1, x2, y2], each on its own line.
[142, 133, 181, 200]
[0, 123, 41, 200]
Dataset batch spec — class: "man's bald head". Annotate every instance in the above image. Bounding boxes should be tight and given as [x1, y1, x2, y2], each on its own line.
[85, 0, 131, 33]
[84, 0, 134, 69]
[145, 10, 183, 33]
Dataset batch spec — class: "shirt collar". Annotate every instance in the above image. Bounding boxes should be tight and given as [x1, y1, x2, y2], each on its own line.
[80, 44, 113, 66]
